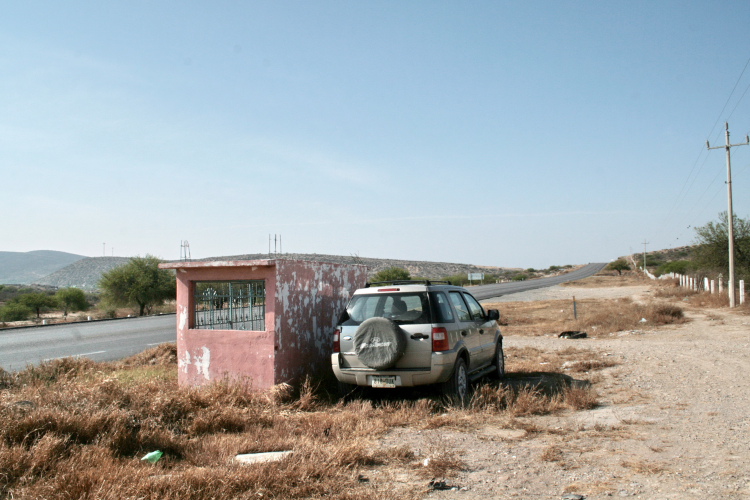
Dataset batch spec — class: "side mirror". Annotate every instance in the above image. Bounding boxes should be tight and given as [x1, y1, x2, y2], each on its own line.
[486, 309, 500, 321]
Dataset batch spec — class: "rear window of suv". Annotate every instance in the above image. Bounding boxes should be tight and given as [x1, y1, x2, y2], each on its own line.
[341, 292, 430, 326]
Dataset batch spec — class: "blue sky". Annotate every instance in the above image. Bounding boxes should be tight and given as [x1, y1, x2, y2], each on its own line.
[2, 1, 750, 269]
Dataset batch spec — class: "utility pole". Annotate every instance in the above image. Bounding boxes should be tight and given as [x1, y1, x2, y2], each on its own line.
[642, 240, 649, 270]
[707, 122, 749, 307]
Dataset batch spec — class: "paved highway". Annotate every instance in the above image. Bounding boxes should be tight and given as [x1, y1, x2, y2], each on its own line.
[0, 263, 607, 370]
[0, 314, 176, 371]
[469, 262, 608, 300]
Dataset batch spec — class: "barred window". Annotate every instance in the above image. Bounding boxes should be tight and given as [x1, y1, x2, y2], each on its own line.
[193, 281, 266, 330]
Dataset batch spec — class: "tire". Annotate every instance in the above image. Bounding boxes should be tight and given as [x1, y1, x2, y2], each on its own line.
[441, 358, 469, 406]
[354, 317, 407, 370]
[494, 340, 505, 379]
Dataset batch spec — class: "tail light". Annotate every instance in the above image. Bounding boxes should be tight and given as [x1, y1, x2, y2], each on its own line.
[333, 328, 341, 353]
[432, 327, 449, 352]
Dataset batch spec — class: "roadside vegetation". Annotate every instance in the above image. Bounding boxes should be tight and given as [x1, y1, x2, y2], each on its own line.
[0, 337, 611, 499]
[634, 212, 750, 284]
[0, 256, 175, 327]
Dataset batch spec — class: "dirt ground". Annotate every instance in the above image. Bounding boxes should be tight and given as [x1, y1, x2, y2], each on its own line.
[377, 279, 750, 499]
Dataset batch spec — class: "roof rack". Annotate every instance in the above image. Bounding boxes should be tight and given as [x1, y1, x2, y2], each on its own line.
[365, 280, 453, 288]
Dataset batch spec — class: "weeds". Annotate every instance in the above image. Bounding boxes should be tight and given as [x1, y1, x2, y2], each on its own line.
[0, 339, 615, 500]
[489, 297, 688, 337]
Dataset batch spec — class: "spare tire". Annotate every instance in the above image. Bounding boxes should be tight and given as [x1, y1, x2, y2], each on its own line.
[354, 317, 407, 370]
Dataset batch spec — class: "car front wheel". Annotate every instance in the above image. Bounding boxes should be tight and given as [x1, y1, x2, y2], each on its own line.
[494, 341, 505, 379]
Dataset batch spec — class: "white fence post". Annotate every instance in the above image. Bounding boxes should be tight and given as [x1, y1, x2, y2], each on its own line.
[741, 280, 745, 305]
[704, 277, 709, 291]
[710, 280, 715, 294]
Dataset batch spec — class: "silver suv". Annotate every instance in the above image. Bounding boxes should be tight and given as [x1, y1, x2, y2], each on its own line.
[331, 280, 503, 402]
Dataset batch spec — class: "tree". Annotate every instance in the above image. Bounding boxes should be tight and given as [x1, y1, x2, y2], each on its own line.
[693, 212, 750, 281]
[607, 259, 631, 275]
[19, 292, 57, 319]
[55, 288, 89, 318]
[371, 267, 411, 283]
[99, 255, 176, 316]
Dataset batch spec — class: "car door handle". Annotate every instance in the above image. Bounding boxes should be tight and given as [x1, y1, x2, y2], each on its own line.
[410, 333, 429, 340]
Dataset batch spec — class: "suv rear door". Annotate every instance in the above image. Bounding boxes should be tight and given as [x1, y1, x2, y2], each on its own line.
[448, 290, 483, 371]
[463, 292, 496, 367]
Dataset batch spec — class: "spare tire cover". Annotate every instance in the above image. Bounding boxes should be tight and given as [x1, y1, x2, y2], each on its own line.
[354, 317, 407, 370]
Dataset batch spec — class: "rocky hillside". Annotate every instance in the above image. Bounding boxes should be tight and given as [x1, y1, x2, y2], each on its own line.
[196, 253, 516, 281]
[34, 257, 131, 290]
[0, 250, 86, 284]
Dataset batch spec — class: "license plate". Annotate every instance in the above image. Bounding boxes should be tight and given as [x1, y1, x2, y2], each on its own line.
[370, 375, 397, 388]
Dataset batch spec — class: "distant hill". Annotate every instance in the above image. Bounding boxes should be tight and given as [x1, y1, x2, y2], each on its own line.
[195, 253, 515, 280]
[34, 257, 132, 290]
[7, 251, 518, 292]
[0, 250, 87, 284]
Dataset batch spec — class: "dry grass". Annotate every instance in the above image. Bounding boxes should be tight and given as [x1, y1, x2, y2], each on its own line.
[620, 458, 668, 475]
[560, 272, 648, 288]
[487, 297, 687, 337]
[0, 339, 615, 500]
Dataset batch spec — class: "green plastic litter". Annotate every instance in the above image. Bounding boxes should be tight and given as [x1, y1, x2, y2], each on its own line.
[141, 450, 163, 463]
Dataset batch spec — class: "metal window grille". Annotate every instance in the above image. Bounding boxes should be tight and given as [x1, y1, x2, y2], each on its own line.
[193, 280, 266, 331]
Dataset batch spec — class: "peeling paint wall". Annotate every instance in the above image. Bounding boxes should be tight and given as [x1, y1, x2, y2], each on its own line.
[273, 260, 368, 385]
[164, 259, 366, 391]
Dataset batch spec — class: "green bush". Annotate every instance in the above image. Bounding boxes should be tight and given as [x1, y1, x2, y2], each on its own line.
[370, 267, 411, 283]
[656, 260, 692, 276]
[442, 274, 468, 286]
[0, 302, 33, 322]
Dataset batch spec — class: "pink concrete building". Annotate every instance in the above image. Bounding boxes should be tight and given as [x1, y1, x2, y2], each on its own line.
[159, 258, 367, 390]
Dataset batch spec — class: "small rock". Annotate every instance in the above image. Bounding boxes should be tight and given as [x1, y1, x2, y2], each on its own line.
[562, 495, 585, 500]
[234, 451, 293, 464]
[559, 331, 587, 339]
[429, 480, 450, 490]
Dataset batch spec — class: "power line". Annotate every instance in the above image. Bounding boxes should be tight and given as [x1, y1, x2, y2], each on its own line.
[656, 55, 750, 247]
[707, 122, 749, 307]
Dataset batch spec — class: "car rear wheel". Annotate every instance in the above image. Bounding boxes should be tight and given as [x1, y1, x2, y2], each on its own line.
[441, 358, 469, 406]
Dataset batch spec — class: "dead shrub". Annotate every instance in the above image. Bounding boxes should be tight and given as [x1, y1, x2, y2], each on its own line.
[648, 303, 684, 322]
[563, 384, 599, 410]
[15, 357, 100, 386]
[116, 342, 177, 368]
[562, 299, 686, 336]
[621, 458, 667, 474]
[540, 445, 564, 462]
[688, 291, 730, 308]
